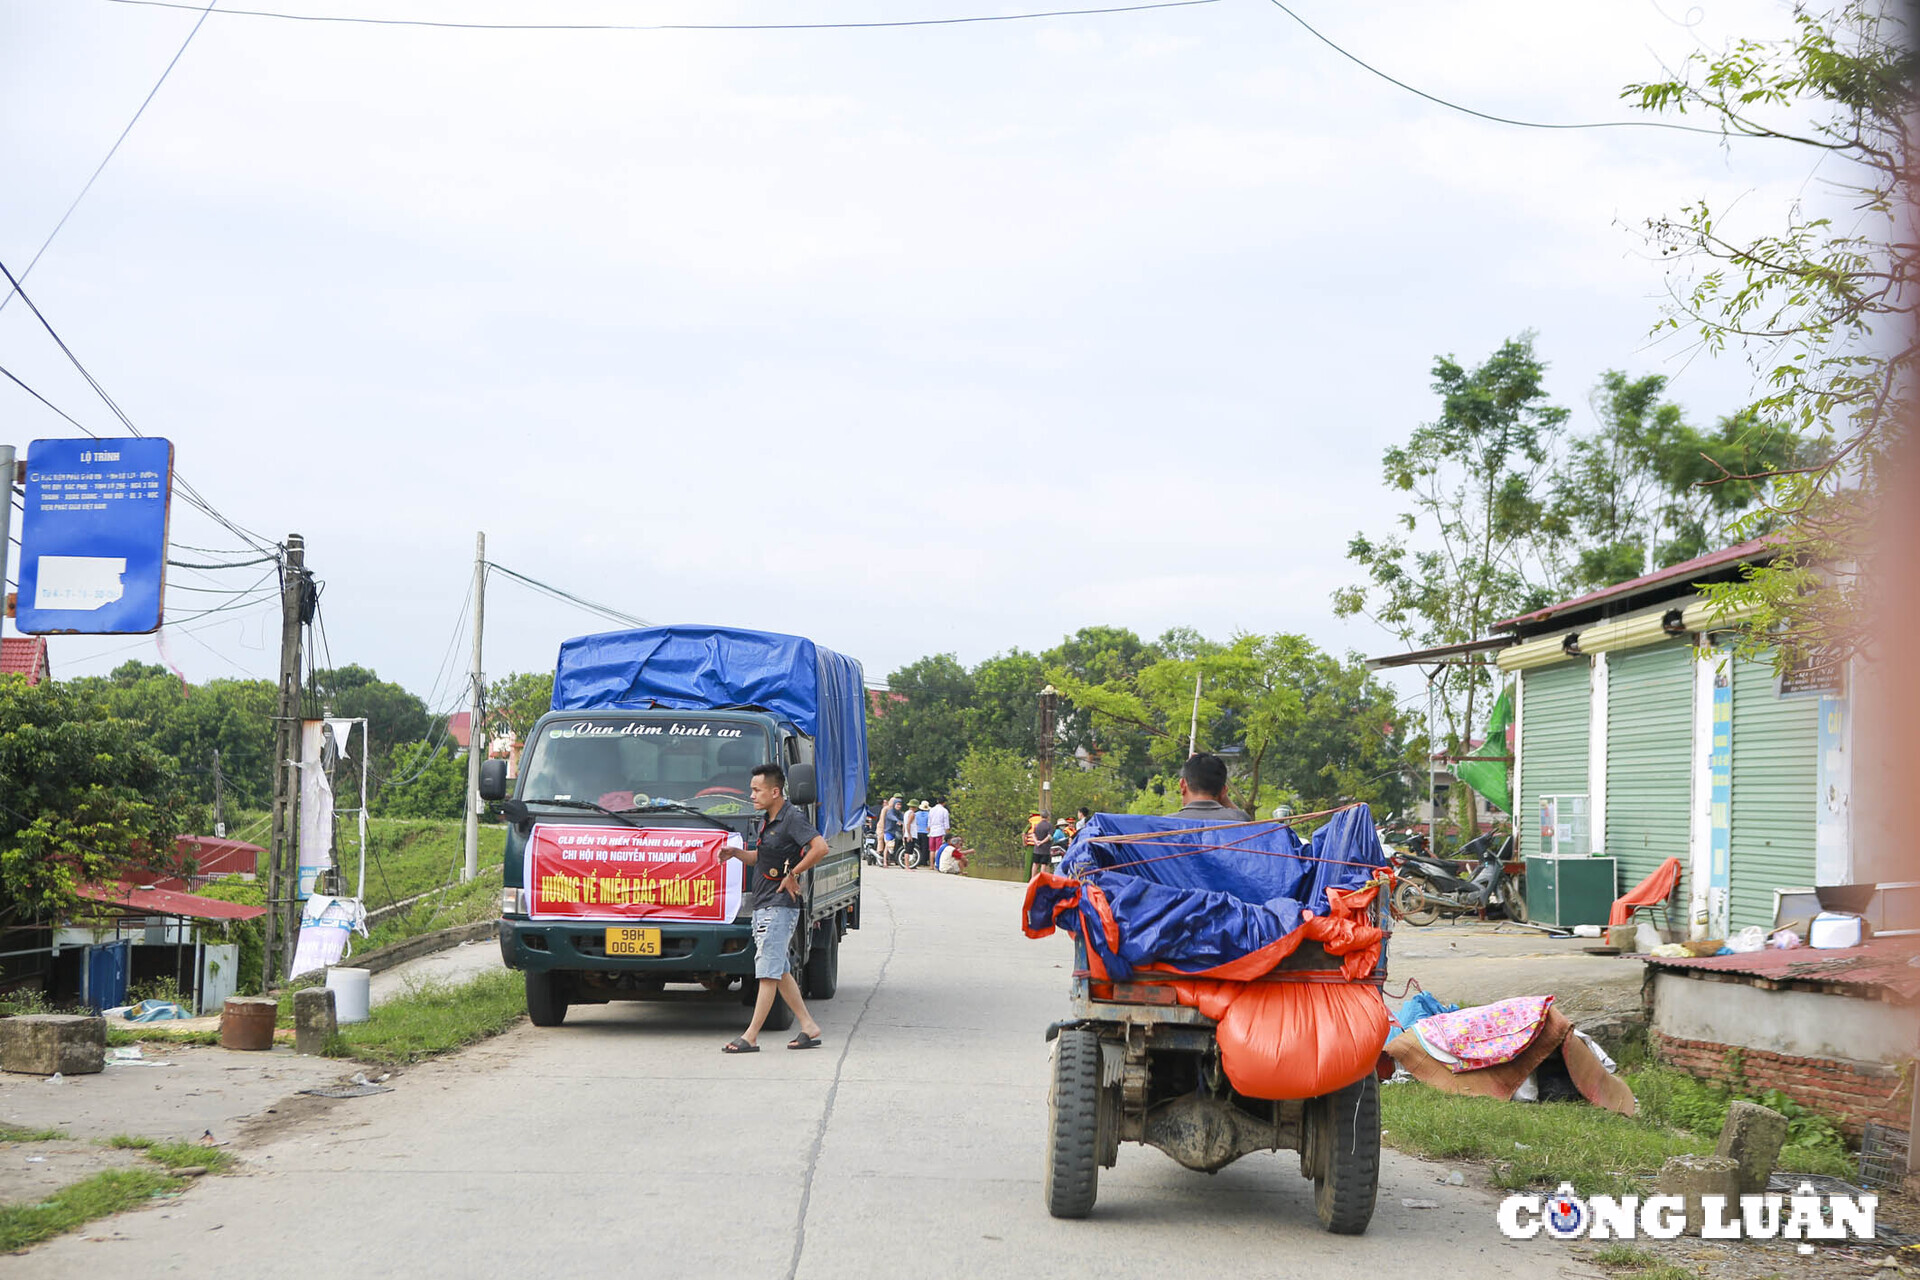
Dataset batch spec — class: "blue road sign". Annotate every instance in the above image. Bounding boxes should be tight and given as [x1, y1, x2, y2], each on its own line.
[16, 437, 174, 635]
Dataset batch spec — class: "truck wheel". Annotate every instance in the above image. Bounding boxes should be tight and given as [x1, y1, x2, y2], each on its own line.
[1307, 1074, 1380, 1235]
[1045, 1029, 1101, 1219]
[526, 971, 568, 1027]
[803, 923, 839, 1001]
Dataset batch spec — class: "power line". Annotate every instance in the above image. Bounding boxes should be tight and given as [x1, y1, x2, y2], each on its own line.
[0, 3, 218, 315]
[101, 0, 1219, 33]
[484, 561, 649, 630]
[1259, 0, 1724, 137]
[0, 258, 279, 554]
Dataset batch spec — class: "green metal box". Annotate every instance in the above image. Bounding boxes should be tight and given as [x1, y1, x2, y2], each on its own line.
[1525, 855, 1618, 929]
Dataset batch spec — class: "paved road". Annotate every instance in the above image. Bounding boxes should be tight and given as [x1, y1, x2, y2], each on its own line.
[16, 872, 1600, 1278]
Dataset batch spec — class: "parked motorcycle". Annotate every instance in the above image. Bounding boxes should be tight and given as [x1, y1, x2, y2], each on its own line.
[1391, 832, 1526, 926]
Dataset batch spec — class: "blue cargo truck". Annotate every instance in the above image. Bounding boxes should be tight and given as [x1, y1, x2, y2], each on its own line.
[483, 626, 867, 1030]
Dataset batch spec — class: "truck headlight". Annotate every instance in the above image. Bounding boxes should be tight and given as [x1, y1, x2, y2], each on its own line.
[501, 888, 527, 917]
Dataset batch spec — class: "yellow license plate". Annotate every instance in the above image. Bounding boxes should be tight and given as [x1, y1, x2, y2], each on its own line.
[605, 927, 661, 957]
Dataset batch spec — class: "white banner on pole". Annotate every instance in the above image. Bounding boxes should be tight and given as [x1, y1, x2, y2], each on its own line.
[297, 720, 334, 899]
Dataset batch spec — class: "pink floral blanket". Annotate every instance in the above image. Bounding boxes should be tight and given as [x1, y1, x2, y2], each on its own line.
[1411, 995, 1554, 1072]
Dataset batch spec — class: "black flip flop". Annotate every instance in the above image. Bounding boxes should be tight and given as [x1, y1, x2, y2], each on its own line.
[788, 1033, 822, 1050]
[721, 1036, 759, 1054]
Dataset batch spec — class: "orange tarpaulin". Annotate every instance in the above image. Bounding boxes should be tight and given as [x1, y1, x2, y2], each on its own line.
[1609, 856, 1683, 927]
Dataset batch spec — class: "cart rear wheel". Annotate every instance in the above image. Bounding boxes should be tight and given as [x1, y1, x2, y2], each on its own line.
[1308, 1074, 1380, 1234]
[1392, 877, 1440, 927]
[1045, 1029, 1102, 1219]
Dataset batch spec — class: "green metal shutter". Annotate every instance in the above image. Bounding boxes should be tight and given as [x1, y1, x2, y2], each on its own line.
[1520, 660, 1590, 858]
[1604, 642, 1694, 903]
[1727, 655, 1818, 931]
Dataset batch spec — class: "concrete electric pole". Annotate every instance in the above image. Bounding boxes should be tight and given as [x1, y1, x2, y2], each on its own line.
[462, 532, 486, 883]
[1038, 684, 1057, 822]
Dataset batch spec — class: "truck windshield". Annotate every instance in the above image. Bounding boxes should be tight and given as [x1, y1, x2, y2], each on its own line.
[519, 719, 769, 817]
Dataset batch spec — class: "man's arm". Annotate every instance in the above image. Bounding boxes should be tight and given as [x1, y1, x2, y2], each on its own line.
[779, 835, 831, 899]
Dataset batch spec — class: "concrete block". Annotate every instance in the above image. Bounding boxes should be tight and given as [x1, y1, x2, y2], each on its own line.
[0, 1014, 107, 1076]
[1714, 1100, 1789, 1196]
[293, 987, 337, 1056]
[1655, 1154, 1741, 1236]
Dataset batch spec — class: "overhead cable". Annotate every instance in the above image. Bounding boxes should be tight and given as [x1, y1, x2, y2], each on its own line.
[101, 0, 1219, 32]
[485, 561, 649, 629]
[1260, 0, 1723, 136]
[0, 3, 218, 315]
[0, 257, 279, 555]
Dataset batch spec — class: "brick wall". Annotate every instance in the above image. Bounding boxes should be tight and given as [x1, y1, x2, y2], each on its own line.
[1651, 1030, 1910, 1140]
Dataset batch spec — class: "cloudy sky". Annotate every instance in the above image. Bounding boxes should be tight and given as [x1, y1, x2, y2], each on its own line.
[1, 0, 1833, 716]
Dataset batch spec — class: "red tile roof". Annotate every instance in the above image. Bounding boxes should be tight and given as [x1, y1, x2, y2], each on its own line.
[1643, 938, 1920, 1003]
[1495, 536, 1780, 631]
[75, 880, 267, 921]
[0, 636, 49, 685]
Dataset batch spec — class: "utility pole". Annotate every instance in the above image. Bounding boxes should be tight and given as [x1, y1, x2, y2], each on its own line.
[264, 534, 304, 987]
[462, 532, 486, 883]
[212, 748, 225, 839]
[1188, 673, 1202, 757]
[1037, 684, 1057, 822]
[0, 445, 14, 625]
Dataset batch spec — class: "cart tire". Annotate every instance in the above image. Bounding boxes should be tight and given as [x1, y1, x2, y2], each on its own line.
[1505, 876, 1529, 923]
[1309, 1074, 1380, 1234]
[1392, 877, 1440, 927]
[526, 971, 568, 1027]
[1045, 1029, 1102, 1219]
[804, 922, 839, 1000]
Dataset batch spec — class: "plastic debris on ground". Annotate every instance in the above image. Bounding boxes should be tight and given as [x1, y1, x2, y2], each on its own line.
[299, 1082, 394, 1099]
[123, 1000, 191, 1022]
[1024, 804, 1389, 1101]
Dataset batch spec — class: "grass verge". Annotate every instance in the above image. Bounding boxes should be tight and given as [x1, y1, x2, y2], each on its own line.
[104, 1028, 222, 1048]
[0, 1125, 66, 1143]
[324, 969, 525, 1065]
[1381, 1061, 1856, 1195]
[106, 1136, 235, 1175]
[0, 1168, 184, 1252]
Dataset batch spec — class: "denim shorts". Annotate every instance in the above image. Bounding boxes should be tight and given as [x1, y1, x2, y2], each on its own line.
[751, 905, 800, 979]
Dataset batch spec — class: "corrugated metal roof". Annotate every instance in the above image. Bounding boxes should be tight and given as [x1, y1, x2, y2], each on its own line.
[75, 880, 267, 921]
[1644, 938, 1920, 1002]
[1495, 537, 1778, 632]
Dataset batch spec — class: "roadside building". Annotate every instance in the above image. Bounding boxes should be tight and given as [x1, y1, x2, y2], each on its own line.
[1371, 537, 1892, 940]
[0, 635, 50, 685]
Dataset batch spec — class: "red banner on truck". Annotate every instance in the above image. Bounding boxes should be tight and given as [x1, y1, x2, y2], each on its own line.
[525, 824, 743, 922]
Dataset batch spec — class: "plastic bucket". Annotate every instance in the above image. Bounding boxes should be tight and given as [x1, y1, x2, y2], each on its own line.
[326, 967, 371, 1024]
[219, 996, 277, 1051]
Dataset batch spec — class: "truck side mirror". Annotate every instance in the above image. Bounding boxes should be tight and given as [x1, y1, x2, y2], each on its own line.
[787, 763, 818, 807]
[478, 758, 509, 802]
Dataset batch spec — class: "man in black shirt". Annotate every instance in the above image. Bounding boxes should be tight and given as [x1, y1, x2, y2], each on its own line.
[720, 763, 827, 1053]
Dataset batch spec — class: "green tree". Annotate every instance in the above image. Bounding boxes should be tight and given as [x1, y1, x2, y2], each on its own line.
[948, 745, 1133, 868]
[371, 741, 469, 819]
[866, 654, 974, 801]
[1625, 1, 1909, 664]
[965, 649, 1044, 757]
[1550, 372, 1809, 592]
[1333, 335, 1569, 750]
[67, 663, 277, 812]
[310, 665, 431, 769]
[1041, 625, 1157, 787]
[0, 678, 203, 926]
[487, 671, 555, 746]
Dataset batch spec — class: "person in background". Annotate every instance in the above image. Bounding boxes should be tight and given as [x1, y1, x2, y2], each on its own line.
[913, 800, 932, 867]
[927, 796, 951, 868]
[1077, 806, 1093, 833]
[1172, 753, 1251, 821]
[878, 794, 904, 865]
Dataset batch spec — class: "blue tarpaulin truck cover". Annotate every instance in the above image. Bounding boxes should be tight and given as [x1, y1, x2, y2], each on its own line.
[551, 626, 869, 837]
